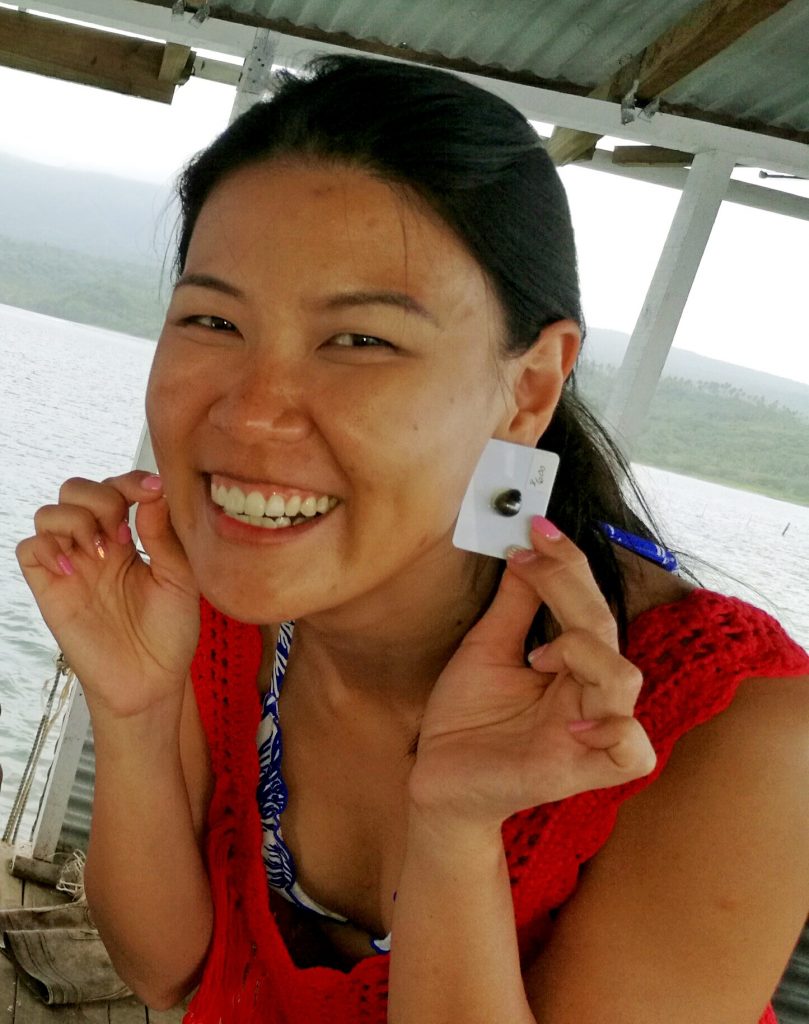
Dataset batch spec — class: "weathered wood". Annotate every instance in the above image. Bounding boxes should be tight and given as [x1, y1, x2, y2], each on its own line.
[612, 145, 694, 166]
[158, 42, 193, 84]
[0, 9, 185, 103]
[9, 857, 62, 889]
[0, 852, 22, 1023]
[0, 846, 151, 1022]
[637, 0, 792, 100]
[547, 0, 793, 164]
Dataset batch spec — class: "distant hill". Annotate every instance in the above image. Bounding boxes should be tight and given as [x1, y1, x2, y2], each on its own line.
[0, 152, 176, 264]
[1, 153, 806, 504]
[583, 327, 809, 420]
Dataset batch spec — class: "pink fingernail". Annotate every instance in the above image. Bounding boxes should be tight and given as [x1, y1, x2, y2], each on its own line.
[568, 719, 598, 733]
[506, 546, 537, 564]
[117, 521, 132, 544]
[142, 474, 162, 492]
[531, 515, 562, 540]
[56, 555, 74, 576]
[527, 644, 548, 665]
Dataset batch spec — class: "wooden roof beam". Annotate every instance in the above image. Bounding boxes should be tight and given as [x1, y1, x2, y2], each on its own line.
[0, 8, 194, 103]
[546, 0, 795, 166]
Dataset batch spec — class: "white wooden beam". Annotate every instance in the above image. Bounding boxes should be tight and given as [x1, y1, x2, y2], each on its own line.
[582, 148, 809, 222]
[18, 0, 809, 176]
[603, 150, 736, 448]
[30, 684, 89, 860]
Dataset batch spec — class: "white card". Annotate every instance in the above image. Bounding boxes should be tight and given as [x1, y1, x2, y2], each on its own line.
[452, 439, 559, 560]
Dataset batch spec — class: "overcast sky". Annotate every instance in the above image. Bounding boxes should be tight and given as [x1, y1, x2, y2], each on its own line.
[1, 62, 808, 385]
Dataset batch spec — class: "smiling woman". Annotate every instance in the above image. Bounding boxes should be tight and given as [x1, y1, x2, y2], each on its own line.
[15, 55, 809, 1024]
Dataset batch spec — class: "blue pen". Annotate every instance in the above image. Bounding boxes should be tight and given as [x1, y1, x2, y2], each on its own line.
[598, 522, 679, 573]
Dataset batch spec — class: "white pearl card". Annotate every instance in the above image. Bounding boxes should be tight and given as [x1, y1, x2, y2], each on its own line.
[452, 439, 559, 560]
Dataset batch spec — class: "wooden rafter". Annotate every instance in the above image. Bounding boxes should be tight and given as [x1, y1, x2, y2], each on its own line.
[0, 8, 193, 103]
[545, 0, 795, 165]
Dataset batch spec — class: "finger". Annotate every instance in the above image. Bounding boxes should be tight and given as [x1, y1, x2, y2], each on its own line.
[17, 532, 77, 579]
[461, 568, 541, 664]
[134, 495, 194, 588]
[567, 716, 657, 783]
[528, 630, 643, 718]
[34, 503, 111, 563]
[507, 517, 618, 649]
[59, 472, 164, 543]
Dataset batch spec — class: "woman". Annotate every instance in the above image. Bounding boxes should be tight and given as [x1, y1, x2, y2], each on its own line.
[17, 56, 809, 1023]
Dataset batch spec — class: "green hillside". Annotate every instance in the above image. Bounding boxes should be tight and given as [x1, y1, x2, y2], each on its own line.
[0, 234, 167, 340]
[577, 362, 809, 506]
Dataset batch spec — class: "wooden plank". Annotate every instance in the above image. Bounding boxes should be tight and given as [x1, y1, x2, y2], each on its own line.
[0, 9, 182, 103]
[547, 0, 793, 164]
[0, 848, 22, 1024]
[158, 42, 192, 84]
[108, 996, 149, 1022]
[13, 874, 107, 1023]
[637, 0, 793, 100]
[148, 1000, 191, 1023]
[612, 145, 693, 166]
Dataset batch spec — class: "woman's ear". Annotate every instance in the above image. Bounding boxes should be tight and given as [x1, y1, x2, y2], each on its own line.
[498, 319, 581, 445]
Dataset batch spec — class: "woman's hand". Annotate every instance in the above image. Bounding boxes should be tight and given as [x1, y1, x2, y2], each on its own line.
[16, 472, 200, 719]
[410, 517, 656, 829]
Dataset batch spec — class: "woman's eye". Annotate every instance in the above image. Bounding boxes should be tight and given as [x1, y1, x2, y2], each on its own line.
[330, 333, 393, 349]
[185, 315, 237, 332]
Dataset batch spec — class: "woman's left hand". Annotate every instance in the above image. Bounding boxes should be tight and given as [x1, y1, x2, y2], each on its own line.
[410, 518, 657, 829]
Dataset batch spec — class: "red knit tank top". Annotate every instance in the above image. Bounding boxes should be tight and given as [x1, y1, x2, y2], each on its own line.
[185, 589, 809, 1023]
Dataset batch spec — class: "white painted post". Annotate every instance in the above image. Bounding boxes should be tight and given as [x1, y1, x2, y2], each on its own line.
[230, 28, 277, 124]
[603, 149, 736, 450]
[30, 684, 90, 861]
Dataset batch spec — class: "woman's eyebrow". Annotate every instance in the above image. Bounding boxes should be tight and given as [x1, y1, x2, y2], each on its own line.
[316, 290, 439, 326]
[174, 273, 245, 298]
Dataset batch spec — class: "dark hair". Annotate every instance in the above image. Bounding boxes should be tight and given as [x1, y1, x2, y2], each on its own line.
[173, 55, 673, 647]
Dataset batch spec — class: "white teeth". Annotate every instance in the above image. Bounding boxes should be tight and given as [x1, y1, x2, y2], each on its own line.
[266, 493, 286, 517]
[211, 479, 339, 524]
[225, 487, 246, 515]
[244, 491, 266, 517]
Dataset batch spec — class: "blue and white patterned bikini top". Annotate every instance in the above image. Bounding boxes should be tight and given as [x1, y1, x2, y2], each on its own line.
[256, 622, 392, 955]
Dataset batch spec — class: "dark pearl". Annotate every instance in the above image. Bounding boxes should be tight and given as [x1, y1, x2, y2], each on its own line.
[492, 488, 522, 517]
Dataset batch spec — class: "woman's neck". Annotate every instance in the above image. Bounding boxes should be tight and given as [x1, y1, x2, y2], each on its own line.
[282, 546, 502, 716]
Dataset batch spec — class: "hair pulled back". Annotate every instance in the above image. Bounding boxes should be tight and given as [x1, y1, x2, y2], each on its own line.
[173, 55, 669, 644]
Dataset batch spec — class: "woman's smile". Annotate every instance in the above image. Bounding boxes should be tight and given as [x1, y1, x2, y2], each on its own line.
[145, 159, 514, 623]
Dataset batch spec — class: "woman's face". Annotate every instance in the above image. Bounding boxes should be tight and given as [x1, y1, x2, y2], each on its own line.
[147, 159, 534, 622]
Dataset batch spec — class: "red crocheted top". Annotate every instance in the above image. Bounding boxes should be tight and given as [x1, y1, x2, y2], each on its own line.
[184, 589, 809, 1024]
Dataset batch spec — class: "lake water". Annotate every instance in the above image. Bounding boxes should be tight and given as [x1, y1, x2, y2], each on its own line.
[1, 302, 807, 836]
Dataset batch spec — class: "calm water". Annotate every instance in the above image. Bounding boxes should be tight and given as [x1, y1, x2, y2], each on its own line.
[1, 303, 807, 835]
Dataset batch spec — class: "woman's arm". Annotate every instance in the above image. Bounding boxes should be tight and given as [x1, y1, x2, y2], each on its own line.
[85, 676, 214, 1010]
[388, 809, 535, 1024]
[389, 672, 809, 1024]
[525, 671, 809, 1023]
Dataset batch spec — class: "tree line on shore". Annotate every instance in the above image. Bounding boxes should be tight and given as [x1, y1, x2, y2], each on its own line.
[2, 232, 807, 507]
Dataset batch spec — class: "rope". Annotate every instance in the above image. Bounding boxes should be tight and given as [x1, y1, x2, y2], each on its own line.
[2, 653, 75, 844]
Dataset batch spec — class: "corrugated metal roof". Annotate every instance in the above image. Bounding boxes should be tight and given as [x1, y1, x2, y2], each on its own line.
[146, 0, 809, 141]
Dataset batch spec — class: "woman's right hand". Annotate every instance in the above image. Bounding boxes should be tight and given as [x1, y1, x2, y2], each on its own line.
[16, 472, 201, 720]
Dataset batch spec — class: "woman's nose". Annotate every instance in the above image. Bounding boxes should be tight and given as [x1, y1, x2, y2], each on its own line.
[207, 359, 313, 444]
